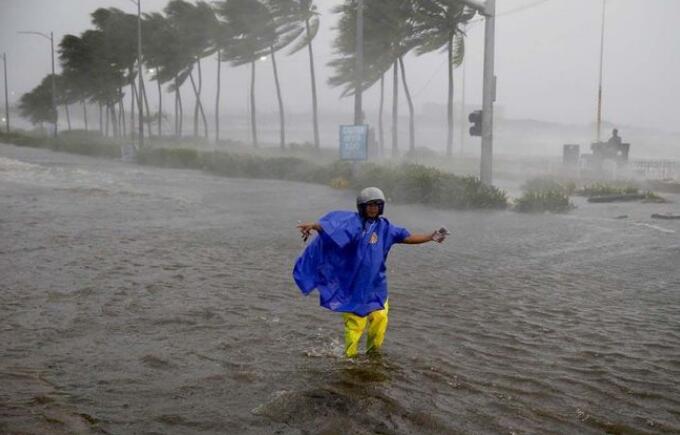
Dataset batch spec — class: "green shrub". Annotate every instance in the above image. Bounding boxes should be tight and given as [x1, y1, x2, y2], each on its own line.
[522, 177, 575, 195]
[1, 131, 509, 211]
[642, 191, 667, 203]
[577, 182, 640, 197]
[353, 163, 508, 210]
[0, 131, 50, 147]
[514, 190, 573, 213]
[515, 176, 574, 213]
[51, 140, 121, 158]
[137, 147, 202, 169]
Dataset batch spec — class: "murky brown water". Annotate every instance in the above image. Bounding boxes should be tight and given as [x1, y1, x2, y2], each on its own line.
[1, 142, 679, 434]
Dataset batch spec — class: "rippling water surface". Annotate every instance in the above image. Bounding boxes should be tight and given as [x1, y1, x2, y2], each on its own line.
[1, 143, 679, 434]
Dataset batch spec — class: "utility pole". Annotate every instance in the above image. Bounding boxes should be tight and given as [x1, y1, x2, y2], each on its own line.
[596, 0, 606, 142]
[460, 38, 466, 156]
[50, 32, 57, 138]
[18, 31, 57, 138]
[3, 53, 9, 133]
[461, 0, 495, 185]
[354, 0, 364, 125]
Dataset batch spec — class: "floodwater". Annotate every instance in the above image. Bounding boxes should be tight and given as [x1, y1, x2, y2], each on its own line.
[1, 142, 679, 434]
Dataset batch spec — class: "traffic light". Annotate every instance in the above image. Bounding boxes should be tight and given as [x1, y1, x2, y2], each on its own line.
[468, 110, 483, 137]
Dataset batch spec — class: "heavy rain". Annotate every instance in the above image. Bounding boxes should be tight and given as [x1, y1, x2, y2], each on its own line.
[1, 0, 680, 434]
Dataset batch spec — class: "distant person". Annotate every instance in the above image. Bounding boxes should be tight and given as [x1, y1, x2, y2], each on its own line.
[607, 129, 622, 146]
[293, 187, 449, 358]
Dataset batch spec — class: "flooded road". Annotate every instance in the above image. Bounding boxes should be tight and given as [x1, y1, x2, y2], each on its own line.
[1, 142, 679, 434]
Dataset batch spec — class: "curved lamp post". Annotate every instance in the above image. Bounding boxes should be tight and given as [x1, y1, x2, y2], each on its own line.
[18, 31, 57, 137]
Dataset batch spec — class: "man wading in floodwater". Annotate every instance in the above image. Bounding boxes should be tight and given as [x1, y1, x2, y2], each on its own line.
[293, 187, 449, 357]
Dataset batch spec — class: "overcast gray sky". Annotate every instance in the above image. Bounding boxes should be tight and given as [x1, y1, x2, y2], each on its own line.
[1, 0, 679, 132]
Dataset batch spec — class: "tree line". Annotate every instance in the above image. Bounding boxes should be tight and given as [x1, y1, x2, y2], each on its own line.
[18, 0, 474, 155]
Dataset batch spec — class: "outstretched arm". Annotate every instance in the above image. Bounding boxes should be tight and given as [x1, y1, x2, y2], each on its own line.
[297, 222, 321, 242]
[402, 228, 449, 244]
[402, 232, 436, 244]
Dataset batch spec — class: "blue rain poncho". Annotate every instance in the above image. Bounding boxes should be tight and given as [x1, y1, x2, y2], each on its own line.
[293, 210, 410, 317]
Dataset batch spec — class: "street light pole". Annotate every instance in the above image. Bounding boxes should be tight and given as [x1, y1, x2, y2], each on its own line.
[596, 0, 606, 142]
[354, 0, 364, 125]
[3, 53, 9, 133]
[18, 31, 58, 137]
[50, 32, 57, 138]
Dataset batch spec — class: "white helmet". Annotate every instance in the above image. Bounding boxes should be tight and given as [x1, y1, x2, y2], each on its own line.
[356, 187, 386, 217]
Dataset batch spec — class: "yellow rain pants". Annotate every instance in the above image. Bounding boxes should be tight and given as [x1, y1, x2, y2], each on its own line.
[343, 301, 389, 357]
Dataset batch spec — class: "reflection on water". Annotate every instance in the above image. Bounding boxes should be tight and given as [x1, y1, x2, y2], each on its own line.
[1, 143, 680, 434]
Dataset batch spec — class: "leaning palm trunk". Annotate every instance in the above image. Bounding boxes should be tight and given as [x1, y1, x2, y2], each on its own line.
[99, 102, 103, 135]
[174, 75, 183, 137]
[391, 60, 399, 156]
[138, 64, 146, 137]
[119, 97, 127, 138]
[215, 50, 221, 144]
[197, 59, 207, 138]
[306, 18, 320, 149]
[250, 61, 258, 147]
[130, 81, 137, 139]
[109, 102, 118, 137]
[447, 36, 454, 157]
[270, 47, 285, 149]
[81, 100, 88, 131]
[398, 56, 415, 152]
[189, 71, 208, 139]
[117, 100, 122, 136]
[174, 77, 179, 136]
[192, 65, 199, 137]
[157, 78, 162, 137]
[140, 79, 152, 136]
[64, 104, 72, 131]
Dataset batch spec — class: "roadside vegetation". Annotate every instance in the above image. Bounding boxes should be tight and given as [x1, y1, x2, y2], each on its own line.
[0, 130, 508, 210]
[512, 176, 666, 212]
[514, 177, 574, 213]
[576, 182, 666, 203]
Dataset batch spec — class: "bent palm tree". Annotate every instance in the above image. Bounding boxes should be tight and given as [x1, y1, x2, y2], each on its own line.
[164, 0, 218, 139]
[18, 75, 58, 130]
[268, 0, 321, 149]
[215, 0, 276, 148]
[412, 0, 474, 156]
[329, 0, 418, 155]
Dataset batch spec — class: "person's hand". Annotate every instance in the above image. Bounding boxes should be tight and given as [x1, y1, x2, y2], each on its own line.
[297, 222, 319, 242]
[431, 227, 450, 243]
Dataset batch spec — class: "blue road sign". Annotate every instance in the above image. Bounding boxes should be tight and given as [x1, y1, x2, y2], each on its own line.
[339, 124, 368, 161]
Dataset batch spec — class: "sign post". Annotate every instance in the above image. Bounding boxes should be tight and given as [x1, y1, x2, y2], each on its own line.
[340, 124, 368, 177]
[340, 124, 368, 161]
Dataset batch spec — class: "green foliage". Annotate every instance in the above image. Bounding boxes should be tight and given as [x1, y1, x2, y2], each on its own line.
[515, 176, 574, 213]
[0, 130, 121, 157]
[354, 163, 508, 209]
[137, 147, 202, 169]
[18, 75, 58, 125]
[577, 182, 640, 197]
[2, 131, 508, 211]
[514, 190, 573, 214]
[0, 131, 50, 147]
[522, 177, 576, 196]
[642, 191, 667, 203]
